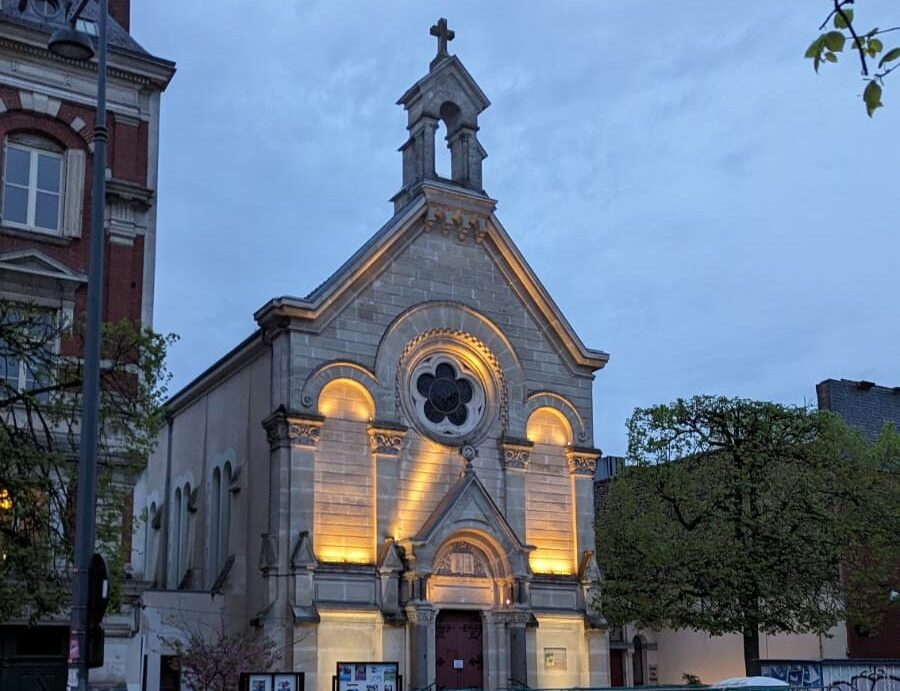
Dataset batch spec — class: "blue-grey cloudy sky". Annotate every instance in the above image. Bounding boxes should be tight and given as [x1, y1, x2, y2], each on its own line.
[131, 2, 900, 456]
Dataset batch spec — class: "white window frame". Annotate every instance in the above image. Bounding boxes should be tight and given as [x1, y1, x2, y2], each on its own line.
[2, 143, 64, 235]
[0, 307, 58, 399]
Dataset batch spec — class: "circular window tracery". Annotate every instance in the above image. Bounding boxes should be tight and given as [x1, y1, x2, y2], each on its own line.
[407, 353, 487, 443]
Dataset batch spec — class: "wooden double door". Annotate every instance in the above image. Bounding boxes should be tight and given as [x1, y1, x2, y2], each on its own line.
[435, 610, 484, 690]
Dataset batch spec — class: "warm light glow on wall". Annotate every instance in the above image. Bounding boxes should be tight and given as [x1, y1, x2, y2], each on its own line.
[530, 556, 573, 576]
[318, 379, 375, 420]
[526, 407, 572, 446]
[393, 438, 449, 539]
[317, 547, 372, 564]
[315, 379, 377, 564]
[0, 488, 11, 511]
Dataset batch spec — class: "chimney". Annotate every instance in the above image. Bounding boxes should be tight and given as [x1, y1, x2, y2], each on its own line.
[109, 0, 130, 32]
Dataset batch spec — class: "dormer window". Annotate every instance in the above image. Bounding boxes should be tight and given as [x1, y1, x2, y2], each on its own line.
[3, 141, 63, 234]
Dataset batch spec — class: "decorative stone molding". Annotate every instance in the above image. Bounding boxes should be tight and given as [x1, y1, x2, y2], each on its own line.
[405, 605, 438, 626]
[498, 437, 533, 470]
[566, 446, 601, 477]
[368, 421, 408, 456]
[496, 609, 532, 627]
[424, 204, 489, 243]
[395, 328, 508, 444]
[262, 407, 325, 450]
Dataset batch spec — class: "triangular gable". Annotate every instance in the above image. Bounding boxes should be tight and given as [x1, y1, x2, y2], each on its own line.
[407, 467, 532, 579]
[0, 249, 87, 284]
[254, 183, 609, 371]
[397, 54, 490, 113]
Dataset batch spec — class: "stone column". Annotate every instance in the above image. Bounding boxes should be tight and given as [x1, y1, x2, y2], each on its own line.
[261, 408, 324, 669]
[369, 422, 407, 549]
[406, 605, 437, 690]
[506, 611, 531, 688]
[566, 447, 601, 561]
[498, 438, 532, 543]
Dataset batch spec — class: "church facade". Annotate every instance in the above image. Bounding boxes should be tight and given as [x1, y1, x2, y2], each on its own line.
[134, 21, 610, 691]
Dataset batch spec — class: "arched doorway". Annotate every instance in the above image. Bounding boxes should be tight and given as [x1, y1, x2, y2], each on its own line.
[435, 610, 483, 690]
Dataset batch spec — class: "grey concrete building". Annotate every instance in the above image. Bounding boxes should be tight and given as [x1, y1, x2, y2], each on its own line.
[133, 20, 610, 691]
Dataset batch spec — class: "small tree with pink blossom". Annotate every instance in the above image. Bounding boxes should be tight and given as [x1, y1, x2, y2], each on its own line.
[168, 623, 280, 691]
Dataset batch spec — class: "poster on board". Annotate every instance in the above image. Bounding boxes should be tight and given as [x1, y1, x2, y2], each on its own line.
[240, 672, 304, 691]
[335, 662, 400, 691]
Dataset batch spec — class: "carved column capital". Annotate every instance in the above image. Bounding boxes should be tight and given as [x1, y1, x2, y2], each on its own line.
[566, 446, 601, 477]
[262, 407, 325, 451]
[498, 437, 533, 471]
[368, 421, 408, 457]
[405, 604, 438, 626]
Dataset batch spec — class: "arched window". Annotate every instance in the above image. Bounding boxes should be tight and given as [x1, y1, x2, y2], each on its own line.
[632, 636, 645, 686]
[209, 468, 221, 583]
[220, 463, 232, 565]
[171, 488, 182, 588]
[145, 501, 157, 581]
[177, 482, 190, 586]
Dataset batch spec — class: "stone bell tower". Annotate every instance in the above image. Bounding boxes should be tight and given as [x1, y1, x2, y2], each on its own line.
[393, 18, 490, 210]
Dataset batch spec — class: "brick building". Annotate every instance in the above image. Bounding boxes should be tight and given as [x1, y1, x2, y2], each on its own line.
[817, 378, 900, 660]
[0, 1, 174, 688]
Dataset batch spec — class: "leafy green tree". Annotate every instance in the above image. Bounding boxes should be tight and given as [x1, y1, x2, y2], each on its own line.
[0, 300, 174, 622]
[597, 396, 900, 676]
[806, 2, 900, 116]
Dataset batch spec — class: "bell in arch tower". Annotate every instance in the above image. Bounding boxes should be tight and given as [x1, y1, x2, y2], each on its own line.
[394, 18, 490, 209]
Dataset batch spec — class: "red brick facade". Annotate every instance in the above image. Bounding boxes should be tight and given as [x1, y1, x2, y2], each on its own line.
[0, 81, 152, 332]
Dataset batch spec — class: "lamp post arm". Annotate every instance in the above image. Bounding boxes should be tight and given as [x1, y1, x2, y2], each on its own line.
[66, 0, 91, 25]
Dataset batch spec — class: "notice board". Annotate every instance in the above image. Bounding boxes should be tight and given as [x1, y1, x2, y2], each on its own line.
[334, 662, 401, 691]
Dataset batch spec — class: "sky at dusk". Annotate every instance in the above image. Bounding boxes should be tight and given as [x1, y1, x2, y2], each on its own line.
[131, 2, 900, 456]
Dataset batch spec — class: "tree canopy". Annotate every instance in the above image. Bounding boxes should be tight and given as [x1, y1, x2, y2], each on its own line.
[0, 301, 174, 622]
[597, 396, 900, 675]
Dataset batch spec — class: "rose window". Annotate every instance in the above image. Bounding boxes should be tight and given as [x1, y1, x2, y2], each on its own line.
[417, 363, 473, 425]
[408, 354, 486, 442]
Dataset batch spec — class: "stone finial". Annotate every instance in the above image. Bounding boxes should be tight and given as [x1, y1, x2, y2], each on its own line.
[566, 446, 601, 477]
[498, 437, 534, 471]
[262, 407, 324, 450]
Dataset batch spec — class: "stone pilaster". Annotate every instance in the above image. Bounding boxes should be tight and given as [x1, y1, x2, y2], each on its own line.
[501, 610, 531, 688]
[260, 408, 324, 670]
[369, 421, 407, 549]
[498, 437, 532, 543]
[406, 605, 438, 690]
[567, 446, 601, 560]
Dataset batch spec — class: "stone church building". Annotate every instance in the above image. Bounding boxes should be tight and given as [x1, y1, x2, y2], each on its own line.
[134, 21, 610, 691]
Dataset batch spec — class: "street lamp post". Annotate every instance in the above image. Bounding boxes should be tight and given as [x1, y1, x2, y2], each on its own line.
[48, 1, 108, 689]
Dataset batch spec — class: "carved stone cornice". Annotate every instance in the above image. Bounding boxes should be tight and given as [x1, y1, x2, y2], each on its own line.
[262, 407, 325, 451]
[498, 437, 533, 471]
[423, 203, 489, 243]
[368, 421, 408, 457]
[566, 446, 601, 477]
[405, 604, 438, 626]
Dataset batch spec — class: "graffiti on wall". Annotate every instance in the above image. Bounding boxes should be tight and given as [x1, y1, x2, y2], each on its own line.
[761, 661, 900, 691]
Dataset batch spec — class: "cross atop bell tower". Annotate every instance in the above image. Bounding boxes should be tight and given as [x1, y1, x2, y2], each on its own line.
[429, 17, 455, 68]
[393, 19, 491, 210]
